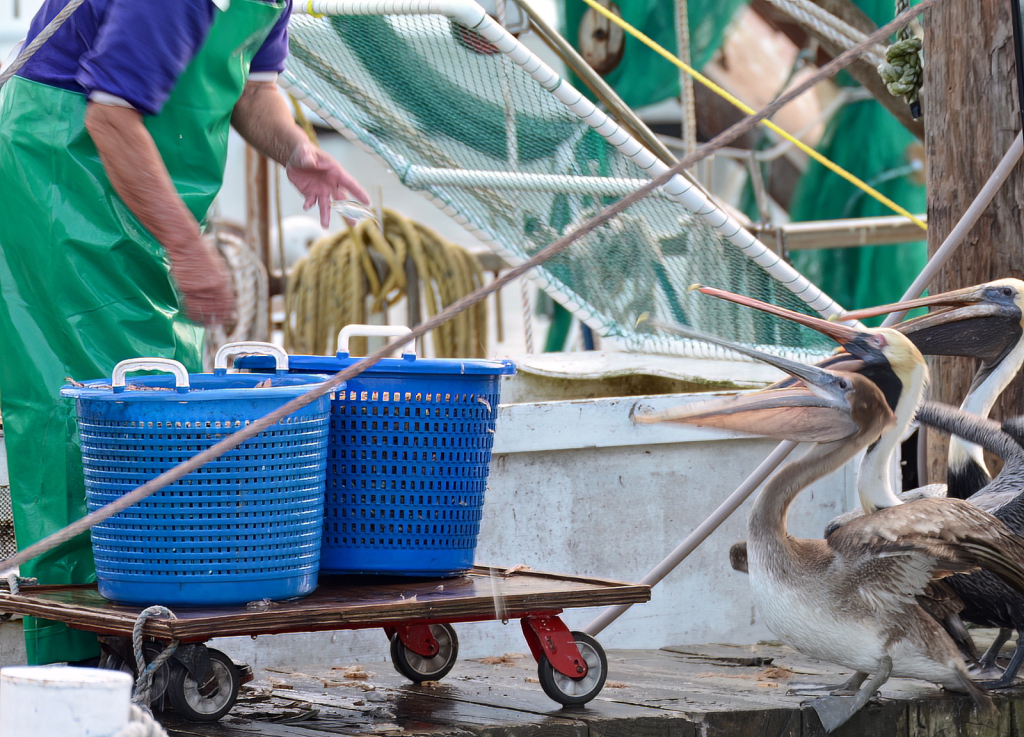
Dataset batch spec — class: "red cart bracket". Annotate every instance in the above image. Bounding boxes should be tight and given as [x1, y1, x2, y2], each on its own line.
[387, 623, 440, 658]
[521, 612, 588, 679]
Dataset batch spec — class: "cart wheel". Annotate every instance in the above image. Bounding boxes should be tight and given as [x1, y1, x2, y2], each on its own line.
[537, 631, 607, 706]
[99, 644, 171, 706]
[390, 623, 459, 683]
[166, 648, 240, 722]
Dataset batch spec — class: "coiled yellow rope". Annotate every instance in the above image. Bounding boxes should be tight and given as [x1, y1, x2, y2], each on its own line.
[285, 209, 488, 358]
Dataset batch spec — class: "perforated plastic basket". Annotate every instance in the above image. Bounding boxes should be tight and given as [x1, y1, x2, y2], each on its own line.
[239, 326, 515, 576]
[60, 344, 333, 606]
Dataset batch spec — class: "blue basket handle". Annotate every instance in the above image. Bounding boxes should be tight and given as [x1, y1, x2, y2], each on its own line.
[213, 342, 290, 374]
[111, 358, 190, 394]
[337, 325, 416, 360]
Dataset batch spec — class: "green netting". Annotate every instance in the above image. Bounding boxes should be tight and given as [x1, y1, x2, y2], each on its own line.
[284, 10, 837, 358]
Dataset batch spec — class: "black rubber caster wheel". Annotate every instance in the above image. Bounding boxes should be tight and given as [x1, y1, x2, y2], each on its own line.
[98, 643, 171, 708]
[537, 630, 607, 706]
[166, 647, 240, 722]
[390, 623, 459, 683]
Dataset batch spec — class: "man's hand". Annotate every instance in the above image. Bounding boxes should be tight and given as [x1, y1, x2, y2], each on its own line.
[168, 238, 236, 326]
[231, 81, 369, 228]
[287, 141, 369, 228]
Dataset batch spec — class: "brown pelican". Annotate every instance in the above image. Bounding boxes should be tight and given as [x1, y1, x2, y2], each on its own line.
[635, 330, 1024, 732]
[691, 285, 1024, 684]
[903, 403, 1024, 686]
[839, 279, 1024, 499]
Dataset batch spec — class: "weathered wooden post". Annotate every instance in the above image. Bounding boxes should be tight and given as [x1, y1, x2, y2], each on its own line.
[923, 0, 1024, 482]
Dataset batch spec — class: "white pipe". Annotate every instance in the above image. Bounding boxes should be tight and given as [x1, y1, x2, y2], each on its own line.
[295, 0, 847, 320]
[403, 166, 670, 197]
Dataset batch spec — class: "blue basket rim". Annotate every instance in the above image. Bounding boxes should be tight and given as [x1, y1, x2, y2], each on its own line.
[236, 353, 516, 377]
[61, 372, 339, 402]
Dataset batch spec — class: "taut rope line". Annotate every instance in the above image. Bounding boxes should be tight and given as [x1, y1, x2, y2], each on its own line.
[0, 0, 939, 576]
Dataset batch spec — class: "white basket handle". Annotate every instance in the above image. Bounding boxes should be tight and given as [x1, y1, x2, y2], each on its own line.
[111, 358, 190, 392]
[337, 325, 416, 357]
[214, 341, 290, 371]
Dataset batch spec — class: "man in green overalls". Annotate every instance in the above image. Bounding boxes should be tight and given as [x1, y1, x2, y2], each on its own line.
[0, 0, 368, 665]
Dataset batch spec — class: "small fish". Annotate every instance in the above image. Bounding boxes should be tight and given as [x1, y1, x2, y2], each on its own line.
[332, 199, 379, 228]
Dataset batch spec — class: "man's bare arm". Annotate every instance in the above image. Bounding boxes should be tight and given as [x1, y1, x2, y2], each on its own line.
[85, 101, 234, 325]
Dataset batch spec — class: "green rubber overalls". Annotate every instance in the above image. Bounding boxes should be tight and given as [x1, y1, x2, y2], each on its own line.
[0, 0, 284, 664]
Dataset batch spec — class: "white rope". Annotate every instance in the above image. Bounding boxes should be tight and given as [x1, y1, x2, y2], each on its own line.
[519, 277, 533, 353]
[0, 0, 88, 87]
[114, 705, 169, 737]
[761, 0, 886, 67]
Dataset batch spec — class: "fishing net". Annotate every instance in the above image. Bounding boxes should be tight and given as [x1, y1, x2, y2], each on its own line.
[282, 3, 841, 359]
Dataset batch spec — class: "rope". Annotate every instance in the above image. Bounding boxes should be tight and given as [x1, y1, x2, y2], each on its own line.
[578, 0, 928, 231]
[130, 606, 180, 710]
[674, 0, 698, 154]
[761, 0, 886, 66]
[0, 0, 940, 578]
[285, 209, 488, 357]
[877, 0, 923, 118]
[203, 224, 268, 370]
[0, 0, 88, 88]
[519, 278, 534, 353]
[114, 705, 169, 737]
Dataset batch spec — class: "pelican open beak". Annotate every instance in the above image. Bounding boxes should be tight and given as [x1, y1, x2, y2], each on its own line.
[696, 286, 862, 343]
[693, 286, 889, 367]
[688, 287, 905, 412]
[635, 320, 860, 443]
[836, 282, 1023, 365]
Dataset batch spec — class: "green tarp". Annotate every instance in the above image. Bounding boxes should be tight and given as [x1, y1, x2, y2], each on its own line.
[562, 0, 747, 111]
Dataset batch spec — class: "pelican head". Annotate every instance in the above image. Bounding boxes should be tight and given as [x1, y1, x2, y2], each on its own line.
[839, 279, 1024, 367]
[839, 280, 1024, 494]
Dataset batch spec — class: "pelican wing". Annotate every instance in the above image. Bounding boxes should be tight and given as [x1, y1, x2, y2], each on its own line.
[828, 498, 1024, 610]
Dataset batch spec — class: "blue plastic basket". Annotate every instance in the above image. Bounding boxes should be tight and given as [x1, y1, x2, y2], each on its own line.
[61, 345, 333, 606]
[239, 326, 515, 576]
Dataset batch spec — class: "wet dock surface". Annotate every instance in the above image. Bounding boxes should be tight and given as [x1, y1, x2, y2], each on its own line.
[158, 634, 1024, 737]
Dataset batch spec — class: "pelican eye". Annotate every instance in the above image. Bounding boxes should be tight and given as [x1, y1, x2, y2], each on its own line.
[869, 334, 886, 348]
[987, 285, 1016, 301]
[837, 377, 852, 390]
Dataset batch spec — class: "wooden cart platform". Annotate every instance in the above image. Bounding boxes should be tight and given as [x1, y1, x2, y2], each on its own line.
[0, 566, 649, 641]
[0, 566, 650, 715]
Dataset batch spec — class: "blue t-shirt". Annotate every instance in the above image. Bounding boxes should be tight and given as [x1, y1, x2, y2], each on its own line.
[18, 0, 292, 116]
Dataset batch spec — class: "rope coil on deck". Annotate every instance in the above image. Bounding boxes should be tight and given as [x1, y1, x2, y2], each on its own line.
[114, 705, 169, 737]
